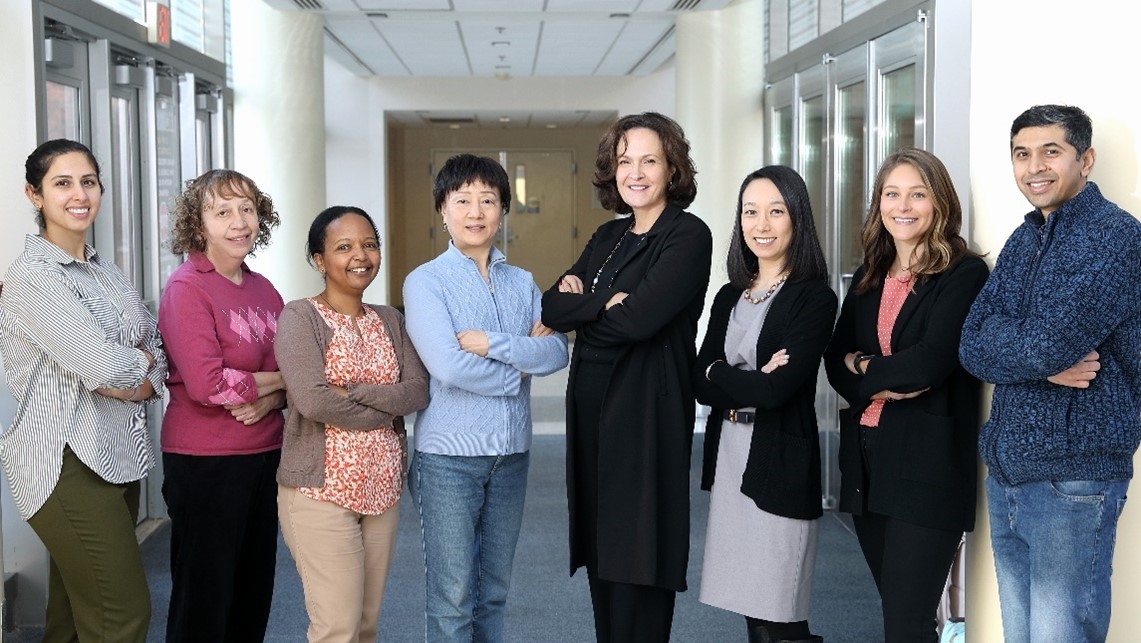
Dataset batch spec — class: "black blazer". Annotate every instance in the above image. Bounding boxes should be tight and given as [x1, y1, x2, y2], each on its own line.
[824, 255, 989, 532]
[542, 203, 712, 591]
[694, 279, 838, 521]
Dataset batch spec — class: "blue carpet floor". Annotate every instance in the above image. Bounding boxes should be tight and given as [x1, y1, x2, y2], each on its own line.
[5, 433, 883, 642]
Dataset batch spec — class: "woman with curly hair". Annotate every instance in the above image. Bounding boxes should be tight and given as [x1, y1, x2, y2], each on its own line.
[158, 169, 287, 643]
[824, 148, 988, 642]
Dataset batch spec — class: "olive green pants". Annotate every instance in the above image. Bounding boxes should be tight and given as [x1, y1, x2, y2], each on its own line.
[27, 449, 150, 643]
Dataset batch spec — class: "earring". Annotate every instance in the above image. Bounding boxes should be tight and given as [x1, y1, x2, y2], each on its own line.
[442, 221, 449, 231]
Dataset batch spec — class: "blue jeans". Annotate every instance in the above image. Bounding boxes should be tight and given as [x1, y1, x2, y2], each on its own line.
[409, 450, 530, 643]
[986, 475, 1128, 642]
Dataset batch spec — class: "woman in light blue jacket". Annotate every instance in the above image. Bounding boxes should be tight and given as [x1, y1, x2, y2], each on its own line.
[402, 153, 568, 643]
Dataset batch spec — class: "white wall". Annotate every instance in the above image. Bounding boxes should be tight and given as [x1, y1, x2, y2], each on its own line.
[966, 1, 1141, 640]
[324, 56, 389, 304]
[0, 0, 53, 626]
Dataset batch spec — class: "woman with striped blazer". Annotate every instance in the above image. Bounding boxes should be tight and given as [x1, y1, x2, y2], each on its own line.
[0, 139, 167, 642]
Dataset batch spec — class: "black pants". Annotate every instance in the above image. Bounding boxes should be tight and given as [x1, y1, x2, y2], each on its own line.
[163, 450, 281, 643]
[587, 570, 676, 643]
[853, 511, 961, 643]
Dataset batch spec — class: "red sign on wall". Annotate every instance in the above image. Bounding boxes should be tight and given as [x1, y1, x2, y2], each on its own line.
[147, 2, 172, 48]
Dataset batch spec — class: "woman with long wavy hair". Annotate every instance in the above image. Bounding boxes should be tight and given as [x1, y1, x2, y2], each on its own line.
[824, 148, 988, 642]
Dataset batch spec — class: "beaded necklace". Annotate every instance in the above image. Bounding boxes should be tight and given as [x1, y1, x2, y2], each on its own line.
[590, 220, 636, 293]
[743, 272, 788, 305]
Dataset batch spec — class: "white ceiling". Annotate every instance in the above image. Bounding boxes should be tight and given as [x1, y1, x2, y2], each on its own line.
[259, 0, 733, 129]
[261, 0, 734, 78]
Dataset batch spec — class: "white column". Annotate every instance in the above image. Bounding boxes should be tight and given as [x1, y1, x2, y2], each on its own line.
[230, 1, 326, 303]
[675, 0, 765, 289]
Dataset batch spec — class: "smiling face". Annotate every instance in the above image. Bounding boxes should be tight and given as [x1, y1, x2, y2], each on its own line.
[615, 127, 672, 218]
[440, 180, 503, 256]
[1011, 123, 1095, 217]
[740, 178, 793, 272]
[314, 212, 380, 298]
[25, 151, 102, 243]
[201, 186, 258, 269]
[879, 163, 934, 253]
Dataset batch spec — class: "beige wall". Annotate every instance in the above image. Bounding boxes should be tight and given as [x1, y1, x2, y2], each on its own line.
[966, 1, 1141, 640]
[386, 125, 610, 307]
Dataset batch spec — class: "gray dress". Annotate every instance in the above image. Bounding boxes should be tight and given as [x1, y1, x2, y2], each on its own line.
[698, 284, 819, 621]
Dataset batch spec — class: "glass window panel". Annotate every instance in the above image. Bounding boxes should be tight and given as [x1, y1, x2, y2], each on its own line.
[45, 81, 80, 141]
[802, 95, 826, 248]
[155, 92, 183, 289]
[789, 1, 819, 51]
[843, 0, 886, 21]
[172, 0, 205, 52]
[837, 81, 866, 277]
[110, 95, 140, 287]
[772, 106, 793, 168]
[882, 64, 916, 156]
[196, 114, 211, 175]
[91, 0, 145, 24]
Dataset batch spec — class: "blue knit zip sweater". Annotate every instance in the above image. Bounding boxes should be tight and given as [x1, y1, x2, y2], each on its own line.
[961, 182, 1141, 485]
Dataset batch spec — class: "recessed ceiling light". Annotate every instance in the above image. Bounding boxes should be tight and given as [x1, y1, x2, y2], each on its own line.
[448, 124, 461, 129]
[499, 117, 511, 123]
[546, 124, 557, 129]
[492, 41, 510, 47]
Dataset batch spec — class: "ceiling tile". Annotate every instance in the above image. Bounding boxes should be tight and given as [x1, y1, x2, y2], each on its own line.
[354, 0, 452, 10]
[374, 19, 471, 75]
[460, 18, 540, 77]
[533, 19, 624, 76]
[594, 21, 672, 75]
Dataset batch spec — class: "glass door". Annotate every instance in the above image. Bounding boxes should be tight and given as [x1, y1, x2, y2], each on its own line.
[830, 44, 870, 297]
[43, 35, 90, 146]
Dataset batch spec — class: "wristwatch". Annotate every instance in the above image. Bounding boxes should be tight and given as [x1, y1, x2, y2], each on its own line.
[855, 353, 874, 375]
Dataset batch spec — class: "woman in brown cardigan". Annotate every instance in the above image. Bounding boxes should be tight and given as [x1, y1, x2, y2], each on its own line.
[274, 206, 429, 643]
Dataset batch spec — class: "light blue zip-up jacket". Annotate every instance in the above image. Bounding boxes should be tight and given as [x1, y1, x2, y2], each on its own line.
[403, 242, 568, 456]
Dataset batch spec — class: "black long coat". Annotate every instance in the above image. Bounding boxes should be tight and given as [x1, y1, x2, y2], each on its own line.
[541, 203, 712, 591]
[823, 256, 989, 532]
[694, 279, 838, 520]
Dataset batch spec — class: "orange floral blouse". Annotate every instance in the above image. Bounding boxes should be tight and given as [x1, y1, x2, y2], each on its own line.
[299, 300, 404, 514]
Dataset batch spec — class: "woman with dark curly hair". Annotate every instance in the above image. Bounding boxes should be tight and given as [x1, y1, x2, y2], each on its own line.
[824, 148, 988, 642]
[542, 112, 712, 642]
[158, 169, 287, 643]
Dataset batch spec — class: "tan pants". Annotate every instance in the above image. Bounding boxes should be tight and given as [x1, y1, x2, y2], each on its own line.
[279, 484, 400, 643]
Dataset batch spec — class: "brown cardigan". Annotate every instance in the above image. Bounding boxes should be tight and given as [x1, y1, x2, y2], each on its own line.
[274, 299, 429, 488]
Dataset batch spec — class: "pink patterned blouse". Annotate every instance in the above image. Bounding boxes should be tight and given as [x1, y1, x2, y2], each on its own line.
[299, 300, 404, 514]
[860, 275, 912, 427]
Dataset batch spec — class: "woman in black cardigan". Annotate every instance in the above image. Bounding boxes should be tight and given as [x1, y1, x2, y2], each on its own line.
[694, 166, 835, 643]
[823, 148, 988, 643]
[542, 112, 712, 643]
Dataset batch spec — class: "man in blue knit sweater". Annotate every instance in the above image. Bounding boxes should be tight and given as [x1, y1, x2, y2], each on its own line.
[960, 104, 1141, 642]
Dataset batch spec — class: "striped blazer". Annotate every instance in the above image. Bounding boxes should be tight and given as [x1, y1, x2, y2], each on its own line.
[0, 235, 166, 520]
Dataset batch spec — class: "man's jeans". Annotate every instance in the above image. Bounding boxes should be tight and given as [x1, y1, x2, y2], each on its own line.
[409, 450, 530, 643]
[986, 475, 1128, 642]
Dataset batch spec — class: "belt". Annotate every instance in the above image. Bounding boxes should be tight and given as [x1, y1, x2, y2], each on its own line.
[723, 409, 755, 424]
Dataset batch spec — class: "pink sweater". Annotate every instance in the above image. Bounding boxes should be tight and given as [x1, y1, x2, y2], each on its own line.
[158, 252, 285, 455]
